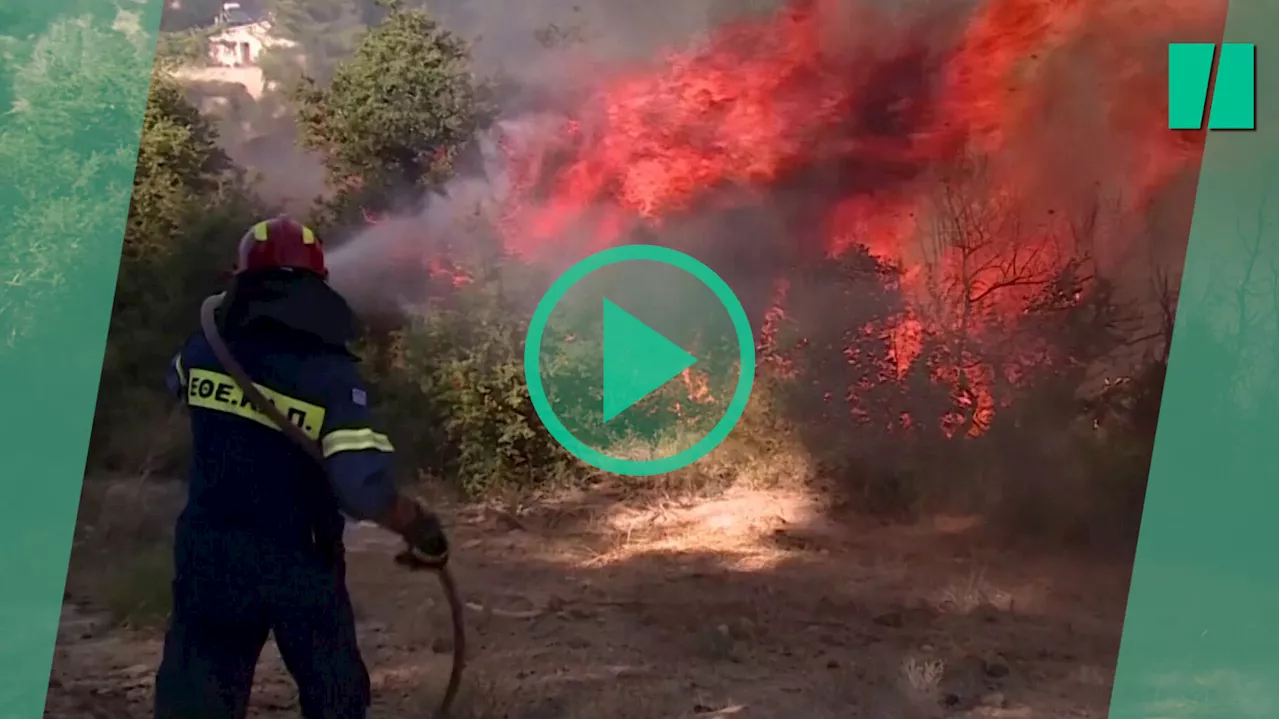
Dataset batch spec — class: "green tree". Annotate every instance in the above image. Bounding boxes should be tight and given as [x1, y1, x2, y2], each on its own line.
[153, 29, 214, 66]
[293, 4, 492, 215]
[91, 71, 262, 471]
[0, 2, 122, 40]
[123, 73, 231, 266]
[262, 0, 371, 81]
[0, 17, 154, 349]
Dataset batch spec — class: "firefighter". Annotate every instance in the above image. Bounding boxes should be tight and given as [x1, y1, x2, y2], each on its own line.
[153, 216, 449, 719]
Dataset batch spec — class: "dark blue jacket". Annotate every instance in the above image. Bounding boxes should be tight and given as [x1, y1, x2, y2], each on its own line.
[164, 269, 398, 563]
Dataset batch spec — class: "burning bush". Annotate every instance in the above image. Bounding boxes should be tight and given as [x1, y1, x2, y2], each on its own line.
[93, 0, 1226, 545]
[330, 0, 1221, 532]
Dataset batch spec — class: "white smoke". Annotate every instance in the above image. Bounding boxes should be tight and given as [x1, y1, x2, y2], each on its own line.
[319, 0, 932, 320]
[324, 114, 568, 317]
[318, 0, 805, 318]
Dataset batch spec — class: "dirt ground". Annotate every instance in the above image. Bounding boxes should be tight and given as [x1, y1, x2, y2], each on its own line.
[47, 481, 1133, 719]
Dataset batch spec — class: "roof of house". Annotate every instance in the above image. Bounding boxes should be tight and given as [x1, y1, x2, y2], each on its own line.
[224, 9, 255, 25]
[217, 2, 259, 27]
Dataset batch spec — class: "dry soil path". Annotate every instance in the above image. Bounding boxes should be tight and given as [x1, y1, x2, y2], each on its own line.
[47, 487, 1132, 719]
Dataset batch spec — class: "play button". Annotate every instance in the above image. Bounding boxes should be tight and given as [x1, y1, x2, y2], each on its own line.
[524, 245, 756, 477]
[601, 298, 697, 422]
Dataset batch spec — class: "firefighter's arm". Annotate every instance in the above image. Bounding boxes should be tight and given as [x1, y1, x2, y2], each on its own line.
[315, 359, 448, 562]
[315, 361, 400, 523]
[164, 339, 192, 401]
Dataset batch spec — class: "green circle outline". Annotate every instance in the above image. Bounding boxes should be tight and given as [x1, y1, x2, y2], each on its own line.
[524, 244, 756, 477]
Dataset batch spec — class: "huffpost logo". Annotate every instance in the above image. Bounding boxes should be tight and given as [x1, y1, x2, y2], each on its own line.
[1168, 43, 1256, 131]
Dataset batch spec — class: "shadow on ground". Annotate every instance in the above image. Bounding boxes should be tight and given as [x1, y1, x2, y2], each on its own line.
[49, 479, 1134, 719]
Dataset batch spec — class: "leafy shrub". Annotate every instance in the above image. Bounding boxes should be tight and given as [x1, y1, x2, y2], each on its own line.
[358, 261, 579, 496]
[89, 72, 263, 473]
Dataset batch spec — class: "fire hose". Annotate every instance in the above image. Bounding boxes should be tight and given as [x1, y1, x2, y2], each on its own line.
[199, 293, 466, 718]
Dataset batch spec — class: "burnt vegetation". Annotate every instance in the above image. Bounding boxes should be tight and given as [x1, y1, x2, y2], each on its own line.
[86, 0, 1202, 556]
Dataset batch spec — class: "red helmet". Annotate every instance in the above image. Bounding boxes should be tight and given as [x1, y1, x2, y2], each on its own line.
[235, 216, 328, 278]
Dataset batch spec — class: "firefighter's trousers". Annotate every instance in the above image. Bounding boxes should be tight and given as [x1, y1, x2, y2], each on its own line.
[153, 523, 371, 719]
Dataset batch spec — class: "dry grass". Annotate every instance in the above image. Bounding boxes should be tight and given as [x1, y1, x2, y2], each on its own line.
[52, 475, 1135, 719]
[65, 480, 183, 629]
[932, 570, 1019, 615]
[901, 655, 947, 698]
[99, 545, 173, 629]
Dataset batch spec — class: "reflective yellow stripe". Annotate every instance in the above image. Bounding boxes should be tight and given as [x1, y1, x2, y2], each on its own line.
[301, 226, 317, 244]
[186, 368, 325, 440]
[252, 221, 269, 240]
[321, 428, 394, 458]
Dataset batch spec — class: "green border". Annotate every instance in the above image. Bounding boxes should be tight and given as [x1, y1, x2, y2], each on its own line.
[524, 244, 757, 476]
[0, 2, 162, 717]
[1106, 1, 1278, 717]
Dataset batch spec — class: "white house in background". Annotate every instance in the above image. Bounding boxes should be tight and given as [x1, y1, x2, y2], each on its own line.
[206, 2, 295, 68]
